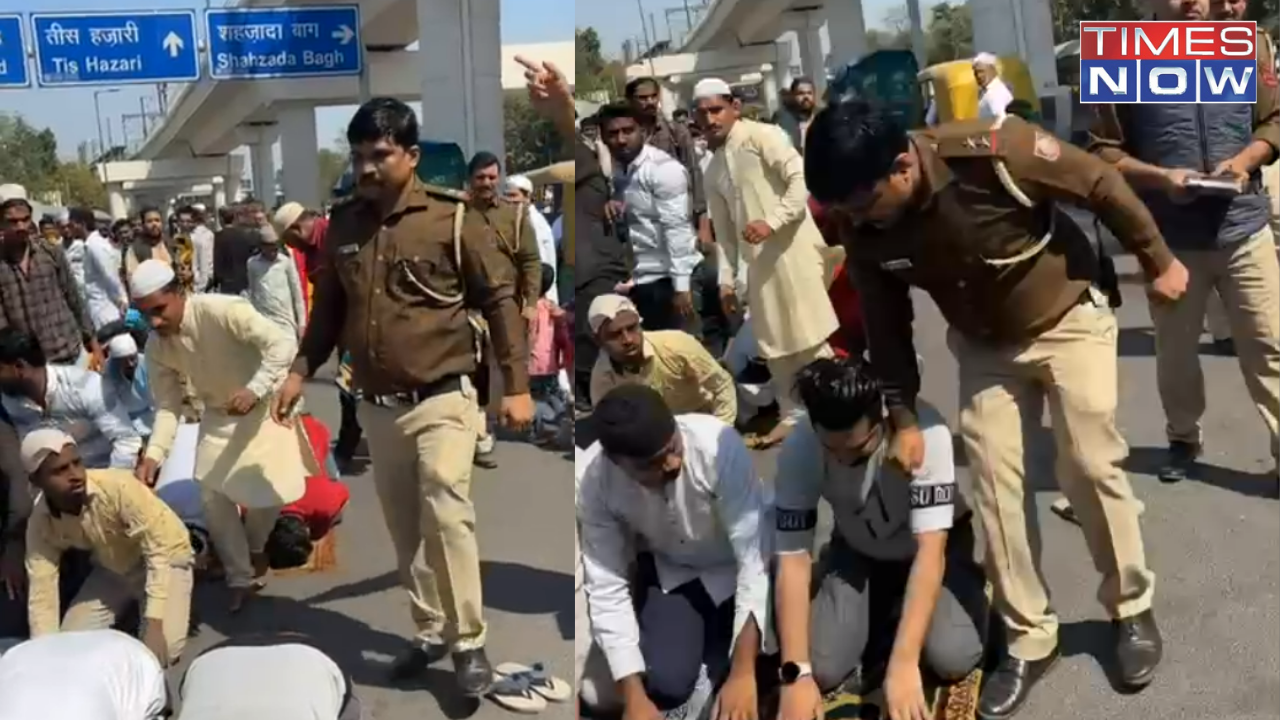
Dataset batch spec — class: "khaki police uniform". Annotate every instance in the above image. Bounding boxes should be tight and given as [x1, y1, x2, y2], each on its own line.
[294, 179, 530, 651]
[1091, 43, 1280, 460]
[842, 116, 1176, 662]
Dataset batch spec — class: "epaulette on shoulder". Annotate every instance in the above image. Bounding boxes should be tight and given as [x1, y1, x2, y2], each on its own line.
[421, 184, 469, 203]
[928, 120, 1002, 159]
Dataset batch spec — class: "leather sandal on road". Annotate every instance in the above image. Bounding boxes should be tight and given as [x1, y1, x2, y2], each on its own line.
[494, 662, 572, 703]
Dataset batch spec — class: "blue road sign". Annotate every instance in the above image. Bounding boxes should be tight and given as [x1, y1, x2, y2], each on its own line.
[31, 12, 199, 87]
[0, 16, 30, 88]
[206, 6, 362, 80]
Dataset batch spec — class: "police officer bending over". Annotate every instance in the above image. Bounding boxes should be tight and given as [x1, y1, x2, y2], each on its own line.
[773, 358, 986, 720]
[804, 101, 1188, 720]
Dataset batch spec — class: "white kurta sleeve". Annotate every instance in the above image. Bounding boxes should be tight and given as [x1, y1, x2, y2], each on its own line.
[648, 160, 700, 293]
[143, 353, 185, 465]
[710, 423, 771, 654]
[219, 301, 297, 400]
[757, 128, 810, 232]
[578, 466, 645, 681]
[706, 167, 739, 290]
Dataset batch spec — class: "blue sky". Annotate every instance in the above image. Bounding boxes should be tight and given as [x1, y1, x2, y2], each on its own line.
[0, 0, 574, 160]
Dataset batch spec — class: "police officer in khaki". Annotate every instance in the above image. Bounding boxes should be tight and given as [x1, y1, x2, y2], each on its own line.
[464, 151, 541, 469]
[804, 100, 1189, 719]
[272, 97, 534, 696]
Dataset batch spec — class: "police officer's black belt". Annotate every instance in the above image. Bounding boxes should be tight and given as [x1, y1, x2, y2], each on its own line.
[368, 375, 463, 408]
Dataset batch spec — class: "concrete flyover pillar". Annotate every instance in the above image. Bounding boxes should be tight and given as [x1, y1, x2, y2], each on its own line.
[250, 137, 277, 205]
[761, 64, 780, 116]
[797, 20, 827, 97]
[825, 0, 868, 68]
[417, 0, 503, 163]
[107, 185, 127, 219]
[278, 105, 322, 210]
[213, 177, 227, 213]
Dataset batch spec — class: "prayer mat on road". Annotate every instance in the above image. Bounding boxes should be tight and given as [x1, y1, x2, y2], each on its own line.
[821, 667, 983, 720]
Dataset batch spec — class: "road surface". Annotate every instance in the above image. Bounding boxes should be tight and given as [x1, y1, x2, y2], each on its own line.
[579, 280, 1279, 720]
[171, 380, 576, 720]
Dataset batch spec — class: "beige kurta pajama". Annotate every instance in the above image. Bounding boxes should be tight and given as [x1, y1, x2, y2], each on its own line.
[705, 119, 839, 424]
[144, 295, 319, 587]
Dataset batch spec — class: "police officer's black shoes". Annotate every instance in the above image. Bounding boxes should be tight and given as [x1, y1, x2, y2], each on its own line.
[977, 645, 1060, 720]
[387, 640, 449, 681]
[1114, 609, 1163, 689]
[1158, 441, 1201, 483]
[454, 647, 495, 696]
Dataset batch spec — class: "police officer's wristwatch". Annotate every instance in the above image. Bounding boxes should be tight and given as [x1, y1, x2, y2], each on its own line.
[779, 661, 813, 685]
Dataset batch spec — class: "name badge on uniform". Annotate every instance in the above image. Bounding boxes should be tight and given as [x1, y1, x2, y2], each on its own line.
[881, 258, 913, 271]
[337, 243, 360, 256]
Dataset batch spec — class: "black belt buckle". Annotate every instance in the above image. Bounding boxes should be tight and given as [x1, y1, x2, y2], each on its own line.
[370, 375, 463, 408]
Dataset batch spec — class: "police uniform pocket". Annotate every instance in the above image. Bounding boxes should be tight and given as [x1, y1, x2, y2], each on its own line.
[394, 257, 464, 306]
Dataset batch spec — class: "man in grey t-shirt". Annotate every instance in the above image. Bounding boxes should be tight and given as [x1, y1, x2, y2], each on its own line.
[771, 358, 987, 720]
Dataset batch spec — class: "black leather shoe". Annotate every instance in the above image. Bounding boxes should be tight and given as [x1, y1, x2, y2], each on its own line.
[473, 452, 498, 469]
[454, 648, 494, 696]
[387, 641, 448, 681]
[1158, 441, 1200, 483]
[978, 646, 1060, 720]
[1115, 610, 1162, 689]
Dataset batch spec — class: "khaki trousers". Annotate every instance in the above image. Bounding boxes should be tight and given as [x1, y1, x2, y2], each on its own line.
[357, 377, 485, 651]
[62, 562, 194, 660]
[201, 485, 279, 588]
[1149, 227, 1280, 458]
[767, 342, 835, 426]
[951, 298, 1155, 661]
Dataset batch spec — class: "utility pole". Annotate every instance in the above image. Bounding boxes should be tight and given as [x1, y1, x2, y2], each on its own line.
[635, 0, 650, 52]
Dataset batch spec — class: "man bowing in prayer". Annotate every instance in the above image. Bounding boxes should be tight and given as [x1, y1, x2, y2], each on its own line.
[129, 259, 318, 613]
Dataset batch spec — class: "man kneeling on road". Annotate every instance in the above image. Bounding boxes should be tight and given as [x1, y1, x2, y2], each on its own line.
[577, 384, 768, 720]
[773, 358, 986, 720]
[22, 428, 194, 666]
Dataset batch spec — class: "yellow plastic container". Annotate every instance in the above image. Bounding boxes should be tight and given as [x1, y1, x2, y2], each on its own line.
[918, 56, 1040, 124]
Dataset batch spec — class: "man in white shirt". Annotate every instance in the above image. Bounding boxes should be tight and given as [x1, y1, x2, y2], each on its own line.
[177, 633, 363, 720]
[72, 207, 127, 330]
[505, 175, 560, 305]
[177, 205, 216, 293]
[0, 629, 168, 720]
[577, 384, 768, 719]
[598, 102, 701, 333]
[772, 358, 986, 720]
[973, 53, 1015, 121]
[246, 235, 308, 341]
[0, 327, 143, 470]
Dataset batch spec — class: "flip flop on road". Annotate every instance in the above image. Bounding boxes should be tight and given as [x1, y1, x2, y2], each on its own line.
[494, 662, 573, 703]
[487, 672, 548, 714]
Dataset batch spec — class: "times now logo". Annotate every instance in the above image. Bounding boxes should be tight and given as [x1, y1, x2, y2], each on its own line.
[1079, 21, 1257, 103]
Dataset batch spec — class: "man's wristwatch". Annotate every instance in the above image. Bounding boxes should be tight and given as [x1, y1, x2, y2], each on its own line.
[779, 661, 813, 685]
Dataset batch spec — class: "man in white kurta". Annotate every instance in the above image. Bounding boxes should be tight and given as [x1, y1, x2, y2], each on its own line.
[695, 78, 839, 447]
[129, 260, 316, 611]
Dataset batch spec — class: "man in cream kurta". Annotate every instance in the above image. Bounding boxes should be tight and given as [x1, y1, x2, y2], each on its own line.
[696, 77, 839, 447]
[129, 260, 317, 612]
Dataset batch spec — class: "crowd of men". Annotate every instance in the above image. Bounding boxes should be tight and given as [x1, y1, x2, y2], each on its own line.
[0, 50, 578, 718]
[573, 1, 1277, 720]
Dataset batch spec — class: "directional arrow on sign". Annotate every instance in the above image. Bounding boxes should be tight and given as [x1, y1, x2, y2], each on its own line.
[162, 31, 183, 58]
[331, 24, 354, 45]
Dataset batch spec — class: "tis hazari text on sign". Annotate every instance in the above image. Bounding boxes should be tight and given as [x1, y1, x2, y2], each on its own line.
[205, 6, 362, 80]
[31, 12, 199, 87]
[1079, 21, 1258, 103]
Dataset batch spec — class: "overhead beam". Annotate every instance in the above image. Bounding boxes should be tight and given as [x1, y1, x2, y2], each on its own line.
[98, 155, 246, 185]
[626, 45, 779, 79]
